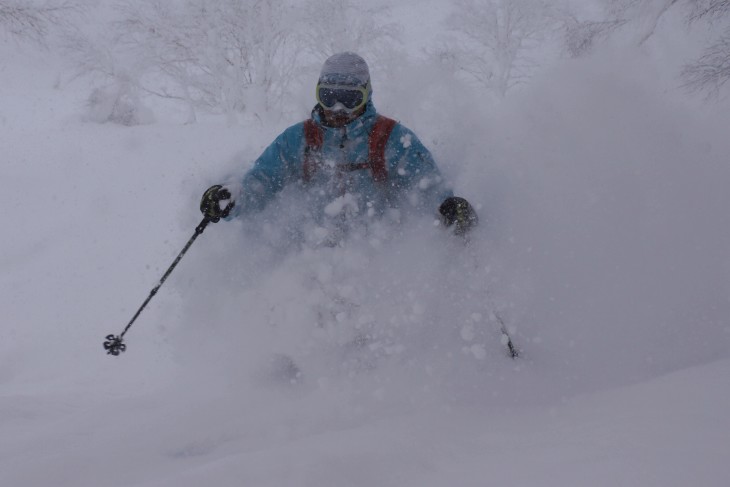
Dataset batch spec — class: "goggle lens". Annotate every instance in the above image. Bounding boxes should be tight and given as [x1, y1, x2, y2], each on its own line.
[317, 84, 368, 111]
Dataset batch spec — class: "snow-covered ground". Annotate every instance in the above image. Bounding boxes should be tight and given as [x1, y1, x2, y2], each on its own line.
[2, 8, 730, 486]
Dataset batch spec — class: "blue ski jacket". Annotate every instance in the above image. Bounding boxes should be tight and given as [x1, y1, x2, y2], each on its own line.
[228, 101, 452, 222]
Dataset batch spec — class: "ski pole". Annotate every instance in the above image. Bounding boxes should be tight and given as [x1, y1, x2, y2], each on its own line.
[103, 216, 212, 356]
[462, 241, 520, 358]
[492, 310, 519, 359]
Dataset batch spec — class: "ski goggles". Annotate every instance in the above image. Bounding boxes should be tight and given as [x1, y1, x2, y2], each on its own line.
[316, 83, 370, 112]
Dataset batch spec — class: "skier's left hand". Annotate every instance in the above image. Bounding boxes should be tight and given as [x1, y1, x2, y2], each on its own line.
[439, 196, 478, 236]
[200, 184, 235, 222]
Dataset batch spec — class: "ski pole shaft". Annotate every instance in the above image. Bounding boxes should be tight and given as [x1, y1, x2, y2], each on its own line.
[463, 244, 520, 358]
[492, 310, 519, 359]
[104, 217, 211, 356]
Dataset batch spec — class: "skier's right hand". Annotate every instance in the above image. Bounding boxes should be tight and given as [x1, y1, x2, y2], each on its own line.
[200, 184, 235, 222]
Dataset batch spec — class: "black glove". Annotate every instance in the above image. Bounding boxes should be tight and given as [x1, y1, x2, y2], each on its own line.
[439, 196, 478, 236]
[200, 184, 235, 222]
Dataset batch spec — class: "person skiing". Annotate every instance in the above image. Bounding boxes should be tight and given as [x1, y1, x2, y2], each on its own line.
[200, 51, 477, 241]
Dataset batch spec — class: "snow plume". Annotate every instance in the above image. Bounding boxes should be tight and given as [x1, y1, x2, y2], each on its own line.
[167, 190, 521, 414]
[456, 49, 730, 394]
[157, 49, 730, 417]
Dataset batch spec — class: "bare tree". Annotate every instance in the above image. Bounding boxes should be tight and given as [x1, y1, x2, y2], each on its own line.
[298, 0, 400, 55]
[296, 0, 404, 85]
[688, 0, 730, 22]
[625, 0, 680, 45]
[685, 0, 730, 96]
[68, 0, 304, 123]
[682, 30, 730, 97]
[563, 0, 730, 98]
[565, 0, 681, 52]
[0, 0, 79, 46]
[564, 18, 626, 57]
[444, 0, 566, 98]
[113, 0, 212, 123]
[191, 0, 302, 118]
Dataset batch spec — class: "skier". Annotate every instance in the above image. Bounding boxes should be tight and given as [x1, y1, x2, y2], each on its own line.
[200, 51, 478, 241]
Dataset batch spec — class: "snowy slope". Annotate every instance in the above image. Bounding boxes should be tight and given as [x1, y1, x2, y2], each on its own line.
[4, 359, 730, 487]
[2, 9, 730, 487]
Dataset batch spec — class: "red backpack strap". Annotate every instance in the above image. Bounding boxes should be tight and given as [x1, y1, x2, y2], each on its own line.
[303, 119, 323, 183]
[368, 116, 397, 183]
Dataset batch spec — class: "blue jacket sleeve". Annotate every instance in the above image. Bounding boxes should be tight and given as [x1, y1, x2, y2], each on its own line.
[234, 123, 304, 215]
[385, 123, 453, 212]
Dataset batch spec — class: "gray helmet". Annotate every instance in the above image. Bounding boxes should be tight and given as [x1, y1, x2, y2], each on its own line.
[319, 52, 370, 87]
